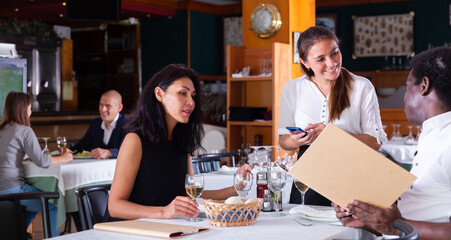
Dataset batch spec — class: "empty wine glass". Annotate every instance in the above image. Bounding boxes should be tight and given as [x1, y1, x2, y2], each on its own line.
[293, 179, 309, 205]
[395, 124, 402, 140]
[56, 136, 67, 155]
[406, 126, 415, 144]
[40, 137, 51, 156]
[185, 174, 204, 222]
[268, 169, 287, 217]
[234, 171, 253, 198]
[262, 146, 273, 170]
[390, 124, 397, 140]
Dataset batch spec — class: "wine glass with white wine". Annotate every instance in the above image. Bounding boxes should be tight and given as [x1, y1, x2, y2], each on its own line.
[185, 174, 204, 222]
[293, 179, 309, 205]
[56, 136, 67, 155]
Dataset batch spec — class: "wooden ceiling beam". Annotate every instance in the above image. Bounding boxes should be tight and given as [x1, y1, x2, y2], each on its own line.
[316, 0, 412, 8]
[178, 1, 242, 15]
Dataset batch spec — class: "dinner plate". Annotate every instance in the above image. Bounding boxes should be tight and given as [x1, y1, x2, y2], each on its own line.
[297, 212, 340, 223]
[218, 167, 239, 175]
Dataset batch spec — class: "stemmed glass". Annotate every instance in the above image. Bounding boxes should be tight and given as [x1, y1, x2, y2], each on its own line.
[262, 146, 273, 170]
[268, 168, 287, 217]
[56, 136, 67, 155]
[395, 124, 402, 140]
[249, 146, 260, 170]
[40, 137, 51, 156]
[185, 174, 204, 222]
[293, 179, 309, 205]
[406, 126, 415, 143]
[233, 171, 253, 198]
[390, 124, 397, 140]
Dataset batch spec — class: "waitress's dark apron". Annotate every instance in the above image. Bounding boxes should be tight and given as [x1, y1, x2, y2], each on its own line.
[288, 145, 331, 206]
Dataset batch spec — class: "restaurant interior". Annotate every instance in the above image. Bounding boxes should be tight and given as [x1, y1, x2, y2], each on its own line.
[0, 0, 450, 239]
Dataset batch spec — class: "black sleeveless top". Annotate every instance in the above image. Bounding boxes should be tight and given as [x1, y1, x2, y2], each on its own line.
[129, 131, 188, 206]
[104, 131, 188, 222]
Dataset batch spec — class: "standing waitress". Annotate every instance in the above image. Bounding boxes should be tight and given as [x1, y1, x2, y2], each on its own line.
[278, 26, 387, 206]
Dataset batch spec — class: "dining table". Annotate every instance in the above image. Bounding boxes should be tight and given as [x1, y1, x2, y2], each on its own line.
[49, 204, 374, 240]
[24, 158, 117, 227]
[24, 159, 293, 230]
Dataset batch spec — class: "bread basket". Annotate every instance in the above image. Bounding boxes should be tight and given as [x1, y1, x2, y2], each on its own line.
[203, 198, 263, 227]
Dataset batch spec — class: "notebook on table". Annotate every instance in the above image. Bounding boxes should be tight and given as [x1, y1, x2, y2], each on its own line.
[94, 220, 209, 238]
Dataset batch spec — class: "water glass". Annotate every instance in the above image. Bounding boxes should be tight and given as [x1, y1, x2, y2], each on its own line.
[234, 171, 253, 198]
[268, 169, 287, 217]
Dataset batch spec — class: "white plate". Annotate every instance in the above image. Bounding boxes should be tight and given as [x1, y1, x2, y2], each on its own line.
[218, 167, 238, 175]
[298, 213, 340, 223]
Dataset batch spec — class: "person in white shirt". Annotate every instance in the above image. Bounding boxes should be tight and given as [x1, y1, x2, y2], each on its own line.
[333, 47, 451, 239]
[278, 26, 386, 206]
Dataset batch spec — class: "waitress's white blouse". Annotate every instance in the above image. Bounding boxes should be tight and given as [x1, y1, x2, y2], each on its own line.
[277, 73, 387, 144]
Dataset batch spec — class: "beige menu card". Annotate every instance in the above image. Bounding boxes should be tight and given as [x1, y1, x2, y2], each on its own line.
[288, 124, 416, 208]
[94, 220, 209, 238]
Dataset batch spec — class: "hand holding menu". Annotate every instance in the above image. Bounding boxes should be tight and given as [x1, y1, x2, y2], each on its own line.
[288, 124, 416, 209]
[94, 220, 209, 238]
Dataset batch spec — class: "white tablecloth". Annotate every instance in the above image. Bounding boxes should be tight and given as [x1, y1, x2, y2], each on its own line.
[380, 140, 417, 164]
[24, 159, 117, 196]
[50, 204, 373, 240]
[203, 172, 293, 203]
[24, 159, 117, 226]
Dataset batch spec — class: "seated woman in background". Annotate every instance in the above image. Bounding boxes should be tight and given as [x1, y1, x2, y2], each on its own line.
[107, 64, 250, 220]
[0, 91, 73, 237]
[278, 26, 387, 206]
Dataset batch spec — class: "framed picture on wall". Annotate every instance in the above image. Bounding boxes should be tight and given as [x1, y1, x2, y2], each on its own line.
[353, 12, 414, 57]
[316, 13, 338, 34]
[293, 31, 301, 63]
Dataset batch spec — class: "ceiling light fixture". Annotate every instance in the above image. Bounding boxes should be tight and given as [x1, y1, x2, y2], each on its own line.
[14, 8, 19, 12]
[62, 2, 66, 6]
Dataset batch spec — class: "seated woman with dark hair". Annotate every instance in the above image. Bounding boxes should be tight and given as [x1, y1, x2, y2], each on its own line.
[107, 64, 250, 220]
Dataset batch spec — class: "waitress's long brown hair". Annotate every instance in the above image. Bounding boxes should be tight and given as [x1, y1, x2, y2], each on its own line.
[297, 26, 353, 122]
[0, 91, 32, 130]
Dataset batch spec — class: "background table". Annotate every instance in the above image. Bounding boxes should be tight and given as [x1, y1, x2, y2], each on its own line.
[380, 140, 417, 164]
[50, 204, 373, 240]
[24, 159, 116, 227]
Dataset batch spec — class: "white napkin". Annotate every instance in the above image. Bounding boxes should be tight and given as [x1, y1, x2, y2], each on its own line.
[289, 205, 337, 220]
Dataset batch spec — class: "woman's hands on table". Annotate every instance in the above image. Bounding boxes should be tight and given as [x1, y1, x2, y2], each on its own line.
[51, 151, 73, 165]
[162, 196, 200, 219]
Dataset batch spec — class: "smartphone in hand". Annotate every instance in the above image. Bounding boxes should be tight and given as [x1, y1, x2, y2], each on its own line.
[286, 126, 308, 135]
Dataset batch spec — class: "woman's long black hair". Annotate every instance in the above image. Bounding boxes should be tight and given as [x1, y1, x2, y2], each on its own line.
[126, 64, 204, 155]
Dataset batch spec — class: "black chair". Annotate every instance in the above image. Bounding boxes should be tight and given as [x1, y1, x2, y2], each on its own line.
[75, 184, 111, 231]
[0, 191, 59, 240]
[393, 219, 419, 240]
[192, 152, 239, 174]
